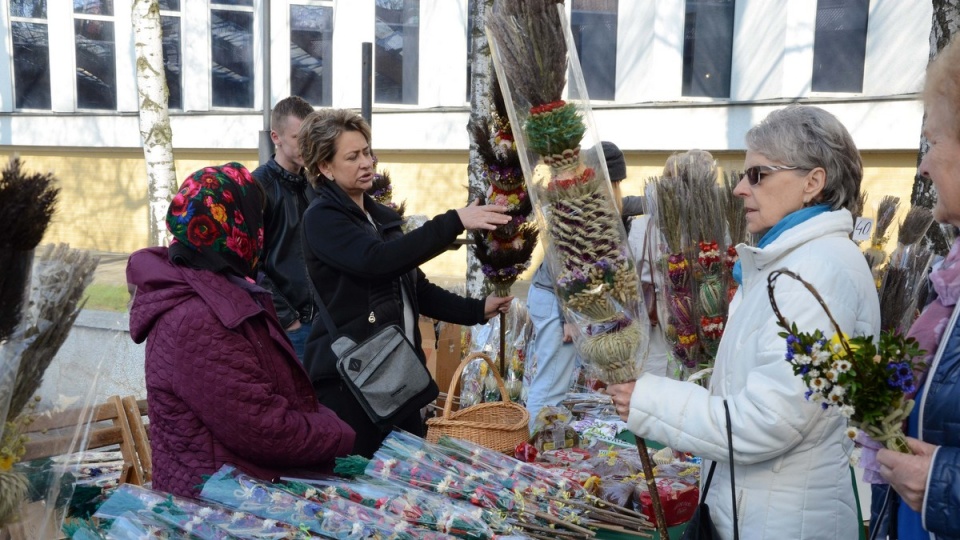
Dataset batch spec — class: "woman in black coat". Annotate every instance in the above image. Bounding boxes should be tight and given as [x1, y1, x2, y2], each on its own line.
[298, 109, 514, 457]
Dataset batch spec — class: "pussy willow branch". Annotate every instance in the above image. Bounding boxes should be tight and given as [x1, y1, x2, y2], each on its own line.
[766, 269, 854, 358]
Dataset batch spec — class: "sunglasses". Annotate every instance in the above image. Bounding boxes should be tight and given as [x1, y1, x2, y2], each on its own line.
[743, 165, 806, 186]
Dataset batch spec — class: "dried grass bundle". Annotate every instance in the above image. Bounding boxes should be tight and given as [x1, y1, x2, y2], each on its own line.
[853, 191, 869, 223]
[896, 206, 935, 247]
[721, 170, 747, 246]
[653, 179, 684, 254]
[878, 245, 933, 335]
[872, 196, 901, 249]
[0, 157, 59, 251]
[0, 158, 60, 341]
[5, 244, 99, 421]
[487, 0, 567, 107]
[864, 195, 901, 272]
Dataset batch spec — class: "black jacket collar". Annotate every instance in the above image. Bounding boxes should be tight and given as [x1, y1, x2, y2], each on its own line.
[317, 180, 403, 232]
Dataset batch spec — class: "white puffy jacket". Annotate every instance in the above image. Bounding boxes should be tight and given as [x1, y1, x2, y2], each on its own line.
[626, 209, 879, 539]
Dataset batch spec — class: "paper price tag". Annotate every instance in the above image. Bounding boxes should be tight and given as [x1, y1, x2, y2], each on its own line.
[853, 217, 874, 242]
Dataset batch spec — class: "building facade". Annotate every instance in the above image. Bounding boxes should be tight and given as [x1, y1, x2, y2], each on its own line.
[0, 0, 933, 279]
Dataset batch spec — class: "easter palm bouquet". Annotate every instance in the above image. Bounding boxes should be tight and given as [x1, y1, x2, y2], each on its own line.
[767, 269, 925, 457]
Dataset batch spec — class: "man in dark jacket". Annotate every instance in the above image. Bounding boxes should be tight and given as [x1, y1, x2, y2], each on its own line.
[253, 96, 317, 360]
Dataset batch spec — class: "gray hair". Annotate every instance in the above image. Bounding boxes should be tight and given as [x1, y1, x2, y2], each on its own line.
[746, 105, 862, 214]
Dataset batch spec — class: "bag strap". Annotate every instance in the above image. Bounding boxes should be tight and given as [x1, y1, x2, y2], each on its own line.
[698, 459, 718, 501]
[306, 275, 341, 340]
[724, 400, 739, 540]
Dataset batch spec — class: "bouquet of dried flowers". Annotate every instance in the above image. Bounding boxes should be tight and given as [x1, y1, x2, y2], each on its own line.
[768, 269, 925, 459]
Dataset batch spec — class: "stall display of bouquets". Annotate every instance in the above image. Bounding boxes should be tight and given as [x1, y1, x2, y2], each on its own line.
[201, 465, 459, 540]
[486, 0, 649, 387]
[646, 159, 732, 382]
[282, 477, 499, 540]
[90, 483, 310, 539]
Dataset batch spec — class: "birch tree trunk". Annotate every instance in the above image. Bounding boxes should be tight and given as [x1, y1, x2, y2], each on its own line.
[466, 0, 494, 299]
[912, 0, 960, 254]
[133, 0, 177, 247]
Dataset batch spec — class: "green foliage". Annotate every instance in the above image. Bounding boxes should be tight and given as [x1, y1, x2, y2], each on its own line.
[81, 284, 129, 313]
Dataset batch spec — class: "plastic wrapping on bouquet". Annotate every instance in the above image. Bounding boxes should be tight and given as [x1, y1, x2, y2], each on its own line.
[486, 8, 650, 385]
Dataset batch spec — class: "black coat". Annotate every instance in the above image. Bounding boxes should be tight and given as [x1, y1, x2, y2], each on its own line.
[252, 158, 317, 328]
[301, 180, 487, 456]
[301, 179, 486, 384]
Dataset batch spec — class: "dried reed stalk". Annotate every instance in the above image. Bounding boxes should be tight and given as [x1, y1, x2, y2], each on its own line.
[487, 0, 567, 107]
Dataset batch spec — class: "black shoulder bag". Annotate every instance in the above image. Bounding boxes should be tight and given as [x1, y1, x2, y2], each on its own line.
[681, 400, 739, 540]
[315, 293, 437, 429]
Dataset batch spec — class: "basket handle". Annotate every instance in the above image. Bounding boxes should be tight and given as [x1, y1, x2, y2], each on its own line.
[441, 351, 511, 420]
[766, 269, 854, 357]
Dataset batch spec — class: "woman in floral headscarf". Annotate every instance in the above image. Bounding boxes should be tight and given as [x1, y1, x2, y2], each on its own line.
[126, 163, 355, 498]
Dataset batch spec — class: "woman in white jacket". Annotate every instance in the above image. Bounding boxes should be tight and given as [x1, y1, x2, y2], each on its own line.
[607, 105, 880, 539]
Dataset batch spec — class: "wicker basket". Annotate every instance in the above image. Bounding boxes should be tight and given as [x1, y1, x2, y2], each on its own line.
[426, 352, 530, 453]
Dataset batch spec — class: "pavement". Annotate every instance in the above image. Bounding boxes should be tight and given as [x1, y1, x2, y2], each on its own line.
[91, 251, 130, 287]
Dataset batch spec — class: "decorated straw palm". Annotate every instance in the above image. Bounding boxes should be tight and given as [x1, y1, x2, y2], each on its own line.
[368, 157, 406, 218]
[648, 153, 732, 382]
[487, 0, 649, 385]
[469, 76, 539, 297]
[486, 2, 665, 536]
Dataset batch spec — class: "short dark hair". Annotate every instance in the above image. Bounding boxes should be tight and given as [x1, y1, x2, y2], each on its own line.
[271, 96, 314, 132]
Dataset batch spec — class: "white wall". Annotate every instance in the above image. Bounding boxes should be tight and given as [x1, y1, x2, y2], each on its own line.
[0, 0, 933, 152]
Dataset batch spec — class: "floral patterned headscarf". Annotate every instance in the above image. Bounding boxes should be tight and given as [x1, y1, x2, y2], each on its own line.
[166, 163, 264, 279]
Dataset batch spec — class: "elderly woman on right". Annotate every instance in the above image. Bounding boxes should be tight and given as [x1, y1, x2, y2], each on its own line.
[875, 36, 960, 540]
[606, 105, 880, 538]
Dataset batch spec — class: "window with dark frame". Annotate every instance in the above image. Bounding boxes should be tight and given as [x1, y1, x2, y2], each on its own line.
[570, 0, 618, 101]
[375, 0, 420, 105]
[211, 3, 254, 108]
[290, 3, 334, 107]
[681, 0, 735, 99]
[812, 0, 869, 93]
[160, 3, 182, 110]
[74, 0, 117, 110]
[10, 1, 51, 109]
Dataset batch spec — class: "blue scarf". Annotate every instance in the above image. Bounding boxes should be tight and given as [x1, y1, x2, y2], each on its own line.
[732, 204, 831, 285]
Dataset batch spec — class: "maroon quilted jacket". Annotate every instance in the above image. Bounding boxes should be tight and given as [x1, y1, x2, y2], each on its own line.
[127, 247, 355, 497]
